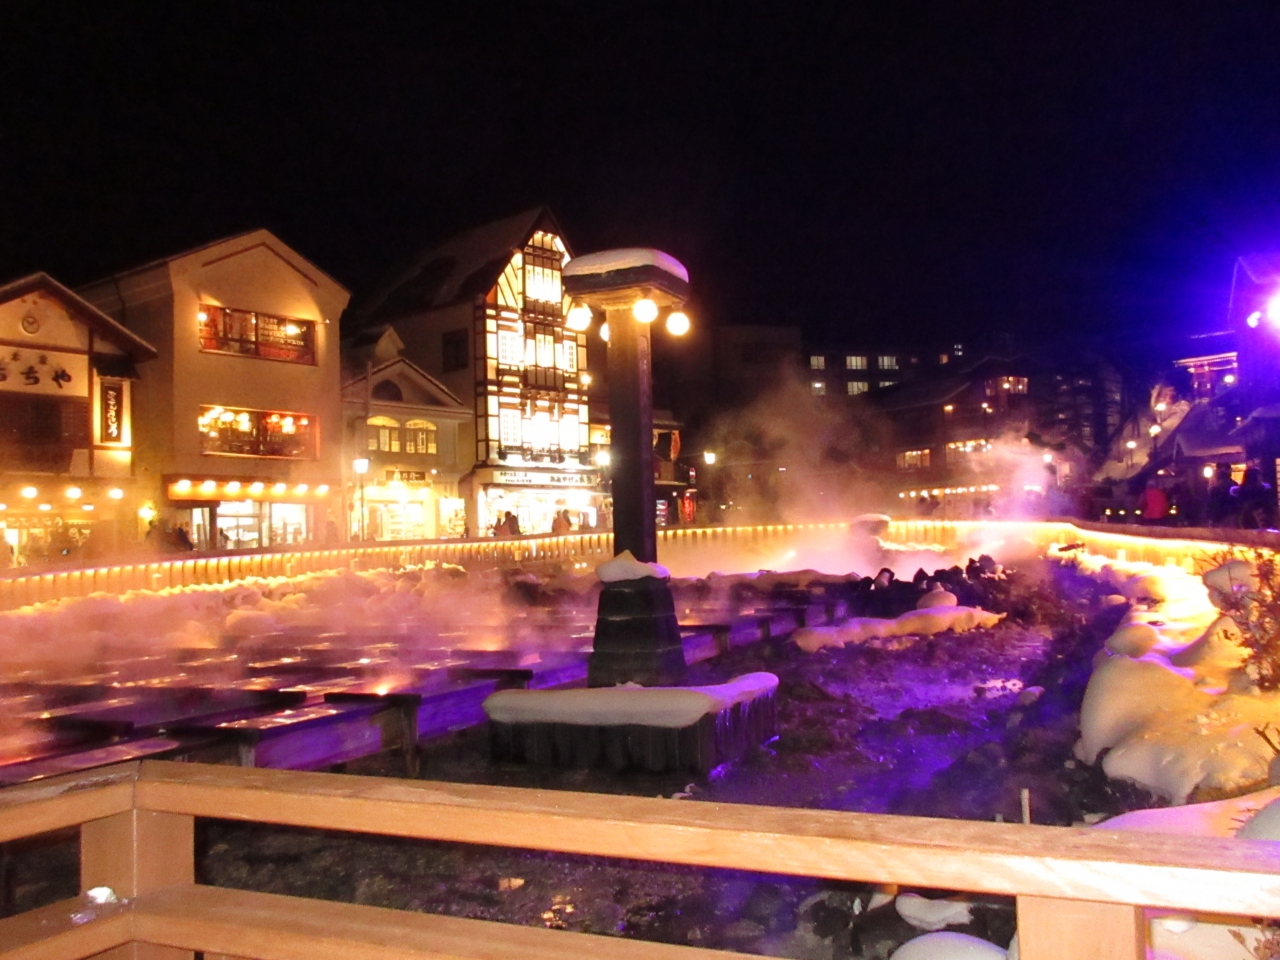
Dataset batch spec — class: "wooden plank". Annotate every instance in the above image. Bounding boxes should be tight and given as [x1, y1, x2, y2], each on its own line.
[0, 896, 130, 960]
[134, 761, 1280, 917]
[0, 765, 136, 845]
[1017, 896, 1146, 960]
[133, 884, 756, 960]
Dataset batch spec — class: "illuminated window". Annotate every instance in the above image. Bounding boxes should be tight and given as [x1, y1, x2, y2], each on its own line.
[499, 408, 523, 447]
[536, 329, 555, 367]
[847, 381, 868, 395]
[945, 438, 993, 466]
[198, 405, 316, 459]
[878, 380, 897, 389]
[811, 380, 827, 396]
[810, 355, 826, 370]
[367, 415, 401, 453]
[954, 343, 964, 356]
[896, 449, 931, 470]
[197, 305, 315, 365]
[939, 354, 949, 364]
[497, 330, 524, 368]
[403, 419, 437, 455]
[878, 355, 898, 370]
[846, 356, 867, 370]
[558, 337, 578, 373]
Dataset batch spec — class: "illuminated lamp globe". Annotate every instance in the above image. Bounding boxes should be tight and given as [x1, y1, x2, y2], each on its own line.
[20, 486, 37, 499]
[632, 298, 659, 323]
[666, 310, 690, 336]
[65, 486, 82, 500]
[703, 450, 717, 465]
[1203, 465, 1215, 479]
[1267, 293, 1280, 325]
[1224, 373, 1237, 384]
[1248, 311, 1263, 329]
[565, 305, 593, 332]
[353, 458, 370, 475]
[1149, 424, 1162, 437]
[107, 488, 125, 500]
[599, 322, 610, 343]
[1125, 440, 1138, 450]
[594, 450, 612, 467]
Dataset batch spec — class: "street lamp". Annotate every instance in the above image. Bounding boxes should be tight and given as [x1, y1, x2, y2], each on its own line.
[703, 450, 717, 465]
[564, 247, 691, 687]
[353, 457, 369, 541]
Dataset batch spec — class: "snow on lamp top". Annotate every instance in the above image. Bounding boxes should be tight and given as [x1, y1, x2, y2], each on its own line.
[564, 248, 688, 282]
[596, 549, 670, 583]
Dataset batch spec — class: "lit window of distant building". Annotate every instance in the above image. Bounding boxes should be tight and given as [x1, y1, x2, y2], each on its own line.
[939, 354, 949, 364]
[954, 343, 964, 356]
[403, 419, 437, 455]
[896, 449, 931, 470]
[847, 381, 868, 395]
[198, 405, 316, 459]
[878, 380, 897, 389]
[367, 415, 401, 453]
[878, 355, 898, 370]
[811, 380, 827, 396]
[810, 355, 826, 370]
[846, 355, 867, 370]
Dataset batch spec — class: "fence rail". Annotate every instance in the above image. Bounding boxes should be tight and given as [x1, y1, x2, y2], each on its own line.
[0, 518, 1272, 612]
[1, 761, 1276, 960]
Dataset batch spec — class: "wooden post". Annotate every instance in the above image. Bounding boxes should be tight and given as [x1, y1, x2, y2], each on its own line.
[1017, 895, 1146, 960]
[81, 810, 195, 960]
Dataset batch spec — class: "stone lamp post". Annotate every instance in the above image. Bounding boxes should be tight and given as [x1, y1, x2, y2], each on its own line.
[564, 249, 691, 687]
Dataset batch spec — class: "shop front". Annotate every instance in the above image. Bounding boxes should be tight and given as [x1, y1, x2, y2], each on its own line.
[468, 466, 604, 537]
[350, 471, 466, 542]
[164, 476, 340, 550]
[0, 480, 132, 568]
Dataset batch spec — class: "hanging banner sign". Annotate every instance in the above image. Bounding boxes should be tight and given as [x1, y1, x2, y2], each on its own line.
[100, 381, 124, 442]
[0, 349, 88, 397]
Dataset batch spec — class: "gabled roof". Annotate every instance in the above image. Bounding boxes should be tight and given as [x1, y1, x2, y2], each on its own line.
[81, 228, 348, 296]
[342, 356, 465, 409]
[353, 207, 566, 325]
[0, 272, 158, 360]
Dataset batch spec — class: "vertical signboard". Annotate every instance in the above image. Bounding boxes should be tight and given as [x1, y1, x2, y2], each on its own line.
[100, 380, 123, 443]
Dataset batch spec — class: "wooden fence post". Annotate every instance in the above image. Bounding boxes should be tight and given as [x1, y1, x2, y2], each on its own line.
[1016, 895, 1145, 960]
[81, 809, 195, 960]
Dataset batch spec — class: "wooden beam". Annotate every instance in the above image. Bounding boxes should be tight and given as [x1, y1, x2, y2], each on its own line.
[0, 896, 130, 960]
[133, 884, 757, 960]
[134, 761, 1280, 917]
[81, 810, 193, 960]
[0, 765, 136, 845]
[1017, 896, 1146, 960]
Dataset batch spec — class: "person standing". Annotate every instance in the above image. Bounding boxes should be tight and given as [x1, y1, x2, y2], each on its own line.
[1205, 463, 1235, 527]
[1232, 468, 1277, 530]
[1137, 480, 1170, 525]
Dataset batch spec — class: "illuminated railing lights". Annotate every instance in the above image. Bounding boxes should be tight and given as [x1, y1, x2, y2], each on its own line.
[20, 487, 37, 499]
[108, 488, 125, 500]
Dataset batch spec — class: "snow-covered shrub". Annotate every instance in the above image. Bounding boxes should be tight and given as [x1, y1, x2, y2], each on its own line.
[1207, 550, 1280, 691]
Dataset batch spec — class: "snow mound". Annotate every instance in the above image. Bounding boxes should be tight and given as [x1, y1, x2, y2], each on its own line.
[793, 607, 1005, 653]
[483, 672, 778, 728]
[1102, 786, 1280, 837]
[1064, 550, 1274, 803]
[597, 550, 670, 583]
[889, 931, 1006, 959]
[1236, 795, 1280, 840]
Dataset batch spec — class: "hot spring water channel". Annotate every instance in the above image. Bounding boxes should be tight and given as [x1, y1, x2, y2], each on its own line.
[0, 520, 1248, 958]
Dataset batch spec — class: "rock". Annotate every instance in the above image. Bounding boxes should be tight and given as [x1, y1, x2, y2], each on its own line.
[889, 931, 1006, 959]
[1016, 686, 1044, 706]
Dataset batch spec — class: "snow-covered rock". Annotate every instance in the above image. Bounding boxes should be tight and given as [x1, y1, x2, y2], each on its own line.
[918, 587, 959, 609]
[894, 894, 973, 931]
[483, 672, 778, 728]
[596, 550, 670, 583]
[889, 931, 1006, 959]
[1105, 622, 1161, 657]
[793, 607, 1005, 653]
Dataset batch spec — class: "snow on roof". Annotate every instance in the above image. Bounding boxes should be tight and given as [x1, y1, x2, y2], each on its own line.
[564, 248, 688, 283]
[483, 672, 778, 728]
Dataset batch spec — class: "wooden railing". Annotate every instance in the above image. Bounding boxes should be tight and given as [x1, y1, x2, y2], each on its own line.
[0, 517, 1272, 612]
[2, 761, 1278, 960]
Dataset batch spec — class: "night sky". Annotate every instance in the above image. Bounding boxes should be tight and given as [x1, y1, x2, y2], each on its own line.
[4, 3, 1280, 356]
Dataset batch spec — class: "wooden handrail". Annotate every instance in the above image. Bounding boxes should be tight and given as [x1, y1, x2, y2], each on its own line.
[1, 761, 1279, 960]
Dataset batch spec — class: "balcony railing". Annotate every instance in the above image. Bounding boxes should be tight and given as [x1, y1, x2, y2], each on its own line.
[2, 760, 1277, 960]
